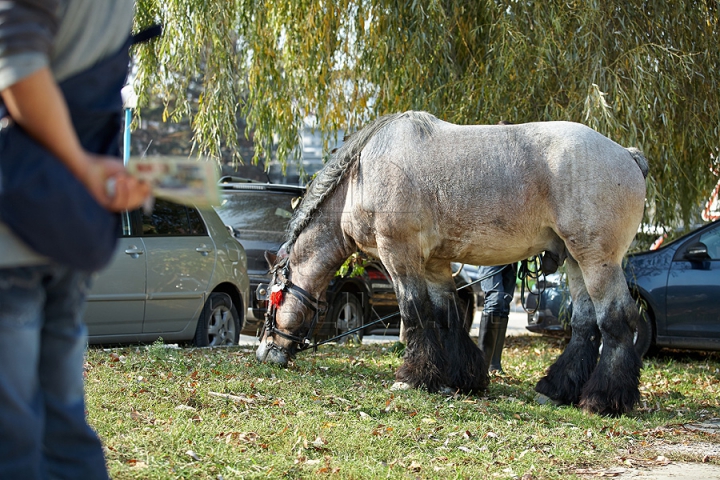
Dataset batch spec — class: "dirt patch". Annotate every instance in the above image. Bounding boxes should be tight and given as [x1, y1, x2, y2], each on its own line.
[572, 419, 720, 479]
[616, 462, 720, 479]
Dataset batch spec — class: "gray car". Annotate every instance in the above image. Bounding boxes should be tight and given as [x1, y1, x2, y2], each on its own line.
[84, 199, 250, 346]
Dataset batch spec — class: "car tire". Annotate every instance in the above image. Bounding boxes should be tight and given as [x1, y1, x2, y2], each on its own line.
[633, 308, 654, 358]
[329, 292, 364, 344]
[194, 292, 240, 347]
[458, 294, 475, 333]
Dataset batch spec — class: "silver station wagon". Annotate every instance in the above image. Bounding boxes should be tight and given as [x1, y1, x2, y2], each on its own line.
[84, 199, 249, 347]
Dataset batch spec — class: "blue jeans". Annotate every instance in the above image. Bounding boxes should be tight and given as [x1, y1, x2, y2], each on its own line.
[479, 264, 518, 317]
[0, 265, 108, 480]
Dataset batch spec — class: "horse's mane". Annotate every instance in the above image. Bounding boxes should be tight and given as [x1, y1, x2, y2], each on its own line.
[285, 111, 438, 249]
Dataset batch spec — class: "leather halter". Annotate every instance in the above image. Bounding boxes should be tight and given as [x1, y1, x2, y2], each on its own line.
[261, 265, 327, 353]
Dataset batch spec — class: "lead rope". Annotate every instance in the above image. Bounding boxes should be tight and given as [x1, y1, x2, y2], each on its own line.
[298, 265, 510, 353]
[295, 257, 548, 353]
[518, 255, 545, 315]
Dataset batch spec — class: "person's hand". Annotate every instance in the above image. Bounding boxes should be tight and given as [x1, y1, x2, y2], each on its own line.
[80, 153, 151, 212]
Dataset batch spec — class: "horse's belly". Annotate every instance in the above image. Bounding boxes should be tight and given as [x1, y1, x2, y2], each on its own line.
[437, 224, 561, 267]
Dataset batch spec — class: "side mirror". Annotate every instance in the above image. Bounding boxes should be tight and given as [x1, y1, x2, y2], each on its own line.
[684, 242, 710, 261]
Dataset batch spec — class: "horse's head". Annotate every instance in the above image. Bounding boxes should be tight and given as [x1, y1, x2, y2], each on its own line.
[255, 249, 327, 366]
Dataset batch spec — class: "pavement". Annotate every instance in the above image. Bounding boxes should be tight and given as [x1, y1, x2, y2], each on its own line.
[238, 302, 534, 346]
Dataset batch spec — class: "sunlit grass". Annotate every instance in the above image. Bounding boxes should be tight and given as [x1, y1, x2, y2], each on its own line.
[85, 336, 720, 479]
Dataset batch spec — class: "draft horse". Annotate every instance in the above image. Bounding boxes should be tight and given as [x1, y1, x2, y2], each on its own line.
[257, 111, 648, 415]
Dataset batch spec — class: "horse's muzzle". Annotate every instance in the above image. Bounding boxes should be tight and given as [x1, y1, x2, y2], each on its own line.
[256, 339, 291, 366]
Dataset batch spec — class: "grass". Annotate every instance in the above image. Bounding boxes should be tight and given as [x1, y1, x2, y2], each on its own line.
[85, 336, 720, 479]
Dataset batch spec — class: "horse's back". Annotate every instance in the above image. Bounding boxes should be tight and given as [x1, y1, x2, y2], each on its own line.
[373, 116, 641, 182]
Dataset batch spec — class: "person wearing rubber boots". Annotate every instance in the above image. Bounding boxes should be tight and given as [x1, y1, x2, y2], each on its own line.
[477, 263, 518, 374]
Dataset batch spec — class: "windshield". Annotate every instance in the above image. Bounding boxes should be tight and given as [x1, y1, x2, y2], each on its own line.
[215, 191, 297, 234]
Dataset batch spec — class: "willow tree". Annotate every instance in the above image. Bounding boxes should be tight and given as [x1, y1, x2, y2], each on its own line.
[132, 0, 719, 231]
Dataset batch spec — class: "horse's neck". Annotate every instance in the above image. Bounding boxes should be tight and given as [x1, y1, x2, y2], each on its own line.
[288, 197, 353, 296]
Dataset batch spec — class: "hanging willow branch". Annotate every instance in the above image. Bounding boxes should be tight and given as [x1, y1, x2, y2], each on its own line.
[132, 0, 719, 231]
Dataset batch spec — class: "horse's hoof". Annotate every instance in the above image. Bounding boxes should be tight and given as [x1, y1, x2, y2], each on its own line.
[578, 395, 628, 417]
[439, 386, 455, 395]
[535, 393, 562, 406]
[390, 381, 412, 391]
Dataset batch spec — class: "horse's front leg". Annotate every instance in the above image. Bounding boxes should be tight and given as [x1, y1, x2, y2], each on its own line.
[426, 268, 488, 394]
[535, 257, 601, 405]
[389, 272, 449, 392]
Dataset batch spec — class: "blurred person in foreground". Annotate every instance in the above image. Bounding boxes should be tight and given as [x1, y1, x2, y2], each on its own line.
[0, 1, 150, 478]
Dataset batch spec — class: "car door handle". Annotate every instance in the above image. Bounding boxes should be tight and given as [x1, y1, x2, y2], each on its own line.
[124, 246, 144, 258]
[195, 244, 212, 256]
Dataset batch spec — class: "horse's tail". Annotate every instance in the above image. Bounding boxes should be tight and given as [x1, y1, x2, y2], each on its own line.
[626, 147, 649, 179]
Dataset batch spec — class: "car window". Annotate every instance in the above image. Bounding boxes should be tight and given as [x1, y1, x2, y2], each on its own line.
[142, 199, 207, 236]
[699, 227, 720, 260]
[187, 207, 207, 235]
[216, 191, 296, 233]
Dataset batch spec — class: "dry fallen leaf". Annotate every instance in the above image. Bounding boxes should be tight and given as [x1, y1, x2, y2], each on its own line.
[311, 436, 327, 448]
[209, 391, 254, 404]
[186, 450, 201, 461]
[175, 405, 196, 412]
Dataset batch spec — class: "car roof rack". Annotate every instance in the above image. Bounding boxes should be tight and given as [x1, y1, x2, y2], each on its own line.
[218, 180, 306, 194]
[218, 175, 261, 184]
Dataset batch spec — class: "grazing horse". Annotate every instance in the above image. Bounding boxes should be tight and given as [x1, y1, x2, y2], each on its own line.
[257, 111, 648, 415]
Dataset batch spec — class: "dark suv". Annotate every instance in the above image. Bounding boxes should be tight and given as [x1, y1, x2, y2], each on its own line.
[214, 178, 479, 340]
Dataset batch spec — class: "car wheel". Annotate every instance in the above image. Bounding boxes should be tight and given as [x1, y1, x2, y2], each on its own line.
[330, 292, 364, 344]
[194, 292, 240, 347]
[633, 307, 654, 358]
[458, 294, 475, 333]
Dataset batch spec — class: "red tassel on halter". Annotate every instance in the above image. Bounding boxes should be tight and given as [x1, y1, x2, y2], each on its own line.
[269, 285, 284, 307]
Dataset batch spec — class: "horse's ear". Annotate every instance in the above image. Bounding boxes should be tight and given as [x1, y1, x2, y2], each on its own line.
[264, 251, 278, 269]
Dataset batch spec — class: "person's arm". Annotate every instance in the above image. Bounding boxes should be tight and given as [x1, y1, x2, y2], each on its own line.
[1, 66, 149, 211]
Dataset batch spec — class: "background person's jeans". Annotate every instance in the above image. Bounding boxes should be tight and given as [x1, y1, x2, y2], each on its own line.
[479, 264, 518, 316]
[0, 265, 108, 480]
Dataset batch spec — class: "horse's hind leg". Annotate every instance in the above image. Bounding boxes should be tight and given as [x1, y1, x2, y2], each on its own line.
[578, 265, 642, 415]
[535, 256, 601, 405]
